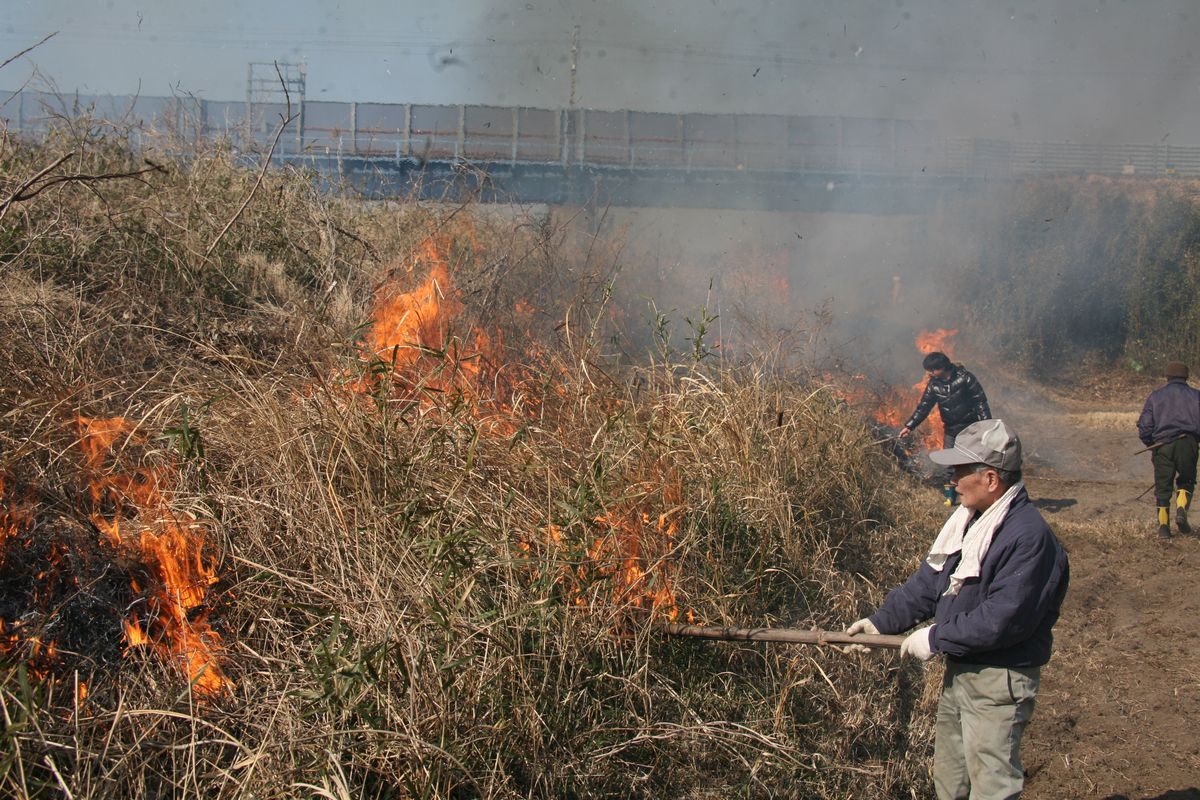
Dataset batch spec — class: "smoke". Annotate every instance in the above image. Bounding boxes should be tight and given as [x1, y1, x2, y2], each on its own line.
[7, 0, 1198, 373]
[462, 0, 1200, 143]
[10, 1, 1199, 143]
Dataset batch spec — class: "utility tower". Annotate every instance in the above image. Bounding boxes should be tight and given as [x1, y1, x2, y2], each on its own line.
[244, 61, 306, 151]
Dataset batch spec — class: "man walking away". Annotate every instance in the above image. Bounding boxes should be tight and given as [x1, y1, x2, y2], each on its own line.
[1137, 360, 1200, 538]
[846, 419, 1069, 800]
[900, 351, 992, 505]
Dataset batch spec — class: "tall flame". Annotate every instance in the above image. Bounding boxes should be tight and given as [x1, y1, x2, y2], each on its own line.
[910, 328, 959, 449]
[585, 471, 688, 624]
[915, 328, 959, 359]
[74, 415, 230, 697]
[354, 235, 534, 434]
[367, 240, 460, 371]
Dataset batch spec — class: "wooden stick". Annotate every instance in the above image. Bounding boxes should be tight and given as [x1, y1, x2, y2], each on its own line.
[660, 623, 906, 649]
[1132, 433, 1189, 456]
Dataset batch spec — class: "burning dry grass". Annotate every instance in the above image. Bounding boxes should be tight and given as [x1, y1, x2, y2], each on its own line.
[0, 126, 943, 798]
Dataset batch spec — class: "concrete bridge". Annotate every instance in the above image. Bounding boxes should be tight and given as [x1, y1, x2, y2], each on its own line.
[6, 90, 1198, 214]
[305, 154, 972, 215]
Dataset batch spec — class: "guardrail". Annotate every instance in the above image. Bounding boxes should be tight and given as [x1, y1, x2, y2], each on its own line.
[4, 90, 1198, 180]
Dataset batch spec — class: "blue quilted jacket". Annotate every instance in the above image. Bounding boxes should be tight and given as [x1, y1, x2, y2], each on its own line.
[869, 488, 1069, 668]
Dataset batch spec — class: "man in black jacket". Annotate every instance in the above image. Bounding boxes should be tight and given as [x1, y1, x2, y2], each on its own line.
[846, 419, 1069, 800]
[1136, 360, 1200, 537]
[900, 351, 991, 504]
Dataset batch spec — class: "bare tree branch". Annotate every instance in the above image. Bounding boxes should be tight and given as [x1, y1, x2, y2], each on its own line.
[204, 112, 298, 258]
[204, 61, 298, 258]
[0, 155, 167, 220]
[0, 151, 73, 220]
[0, 32, 58, 72]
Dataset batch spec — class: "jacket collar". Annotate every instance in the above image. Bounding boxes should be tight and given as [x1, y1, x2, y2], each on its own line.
[969, 484, 1028, 519]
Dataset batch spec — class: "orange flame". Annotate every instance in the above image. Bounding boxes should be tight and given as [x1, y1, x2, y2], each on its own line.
[367, 240, 459, 371]
[584, 471, 687, 624]
[517, 470, 693, 627]
[352, 235, 537, 434]
[74, 415, 231, 697]
[915, 328, 958, 359]
[0, 473, 33, 562]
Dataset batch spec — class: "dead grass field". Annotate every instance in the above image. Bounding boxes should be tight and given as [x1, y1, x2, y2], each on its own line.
[0, 131, 956, 798]
[3, 125, 1197, 799]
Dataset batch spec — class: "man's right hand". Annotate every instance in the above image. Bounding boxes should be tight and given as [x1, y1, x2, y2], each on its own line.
[844, 618, 880, 654]
[899, 426, 911, 438]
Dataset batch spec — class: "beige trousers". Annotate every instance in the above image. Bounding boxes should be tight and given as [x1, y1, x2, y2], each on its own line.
[933, 661, 1040, 800]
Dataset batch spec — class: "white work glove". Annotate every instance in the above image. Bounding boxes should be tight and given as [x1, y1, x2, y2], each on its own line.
[843, 617, 880, 654]
[900, 626, 935, 661]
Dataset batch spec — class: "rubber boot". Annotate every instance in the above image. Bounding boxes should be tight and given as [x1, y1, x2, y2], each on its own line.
[943, 483, 958, 506]
[1158, 506, 1172, 539]
[1176, 489, 1191, 534]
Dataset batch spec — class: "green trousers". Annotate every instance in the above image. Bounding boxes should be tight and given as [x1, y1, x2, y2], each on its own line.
[933, 661, 1040, 800]
[1152, 435, 1198, 508]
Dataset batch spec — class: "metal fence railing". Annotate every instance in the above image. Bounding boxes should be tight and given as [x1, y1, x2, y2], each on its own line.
[4, 89, 1198, 180]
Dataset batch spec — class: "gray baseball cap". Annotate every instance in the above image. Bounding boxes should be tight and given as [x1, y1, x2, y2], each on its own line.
[929, 419, 1022, 472]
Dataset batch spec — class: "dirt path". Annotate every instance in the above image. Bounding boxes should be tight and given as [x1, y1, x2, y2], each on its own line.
[977, 368, 1200, 799]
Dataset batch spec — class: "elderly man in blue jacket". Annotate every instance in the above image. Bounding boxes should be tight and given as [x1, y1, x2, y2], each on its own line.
[846, 419, 1069, 800]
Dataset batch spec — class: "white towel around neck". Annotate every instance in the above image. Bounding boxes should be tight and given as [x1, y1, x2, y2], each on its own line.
[926, 481, 1024, 596]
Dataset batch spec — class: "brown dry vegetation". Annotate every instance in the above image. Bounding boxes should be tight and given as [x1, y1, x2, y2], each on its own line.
[0, 124, 960, 798]
[950, 174, 1200, 376]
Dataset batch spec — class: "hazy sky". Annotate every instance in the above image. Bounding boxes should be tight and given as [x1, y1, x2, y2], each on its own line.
[4, 0, 1200, 143]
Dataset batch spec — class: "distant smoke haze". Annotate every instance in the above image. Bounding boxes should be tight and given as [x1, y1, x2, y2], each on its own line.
[4, 0, 1200, 143]
[3, 0, 1192, 375]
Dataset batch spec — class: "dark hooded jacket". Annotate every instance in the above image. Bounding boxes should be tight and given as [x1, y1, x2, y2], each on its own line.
[1137, 378, 1200, 447]
[868, 487, 1069, 669]
[904, 364, 990, 439]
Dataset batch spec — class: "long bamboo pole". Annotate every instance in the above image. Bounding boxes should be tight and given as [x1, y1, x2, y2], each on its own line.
[1132, 432, 1188, 456]
[660, 623, 905, 649]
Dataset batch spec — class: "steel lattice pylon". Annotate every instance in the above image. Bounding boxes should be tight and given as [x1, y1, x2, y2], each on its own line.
[244, 61, 305, 150]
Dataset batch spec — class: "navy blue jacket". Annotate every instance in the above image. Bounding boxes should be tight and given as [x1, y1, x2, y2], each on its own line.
[869, 488, 1069, 668]
[904, 365, 991, 439]
[1137, 378, 1200, 447]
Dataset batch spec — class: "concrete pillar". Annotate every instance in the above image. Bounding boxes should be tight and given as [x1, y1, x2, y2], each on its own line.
[577, 109, 586, 164]
[457, 104, 466, 159]
[558, 109, 566, 166]
[296, 95, 305, 154]
[402, 104, 412, 157]
[511, 107, 519, 164]
[624, 109, 631, 165]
